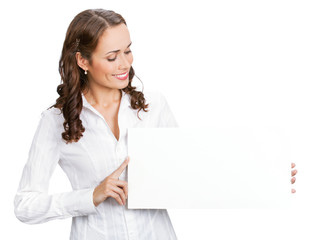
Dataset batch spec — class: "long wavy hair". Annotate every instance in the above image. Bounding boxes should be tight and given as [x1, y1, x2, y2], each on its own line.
[50, 9, 149, 144]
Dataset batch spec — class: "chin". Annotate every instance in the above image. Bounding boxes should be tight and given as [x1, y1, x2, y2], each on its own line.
[111, 81, 129, 90]
[121, 79, 130, 88]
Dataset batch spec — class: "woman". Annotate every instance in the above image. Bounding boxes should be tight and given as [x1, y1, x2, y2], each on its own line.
[14, 9, 178, 240]
[14, 8, 297, 240]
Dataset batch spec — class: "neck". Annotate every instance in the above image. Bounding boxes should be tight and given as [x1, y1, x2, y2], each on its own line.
[82, 87, 122, 108]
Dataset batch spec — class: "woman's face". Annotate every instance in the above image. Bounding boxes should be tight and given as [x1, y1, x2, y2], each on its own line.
[85, 23, 133, 90]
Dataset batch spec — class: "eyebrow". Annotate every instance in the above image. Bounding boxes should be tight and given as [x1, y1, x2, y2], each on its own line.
[105, 42, 132, 55]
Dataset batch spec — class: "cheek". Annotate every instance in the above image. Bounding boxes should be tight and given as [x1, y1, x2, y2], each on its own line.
[96, 62, 117, 74]
[128, 54, 134, 64]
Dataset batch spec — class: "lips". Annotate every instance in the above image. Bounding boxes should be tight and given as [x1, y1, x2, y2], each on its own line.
[113, 71, 129, 80]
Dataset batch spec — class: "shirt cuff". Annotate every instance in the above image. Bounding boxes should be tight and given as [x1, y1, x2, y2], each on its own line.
[60, 187, 98, 217]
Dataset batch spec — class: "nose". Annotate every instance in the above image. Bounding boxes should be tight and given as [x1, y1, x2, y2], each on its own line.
[118, 52, 131, 70]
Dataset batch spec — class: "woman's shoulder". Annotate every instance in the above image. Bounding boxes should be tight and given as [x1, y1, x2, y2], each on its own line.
[41, 106, 62, 117]
[143, 90, 169, 108]
[140, 90, 178, 127]
[40, 107, 64, 126]
[29, 107, 64, 141]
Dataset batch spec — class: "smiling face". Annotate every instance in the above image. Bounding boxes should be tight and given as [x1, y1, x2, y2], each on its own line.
[80, 23, 133, 92]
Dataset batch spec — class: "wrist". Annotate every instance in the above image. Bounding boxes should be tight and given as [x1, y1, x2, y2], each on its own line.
[92, 188, 100, 207]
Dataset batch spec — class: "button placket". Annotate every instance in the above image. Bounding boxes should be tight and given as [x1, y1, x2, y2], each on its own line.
[123, 209, 138, 240]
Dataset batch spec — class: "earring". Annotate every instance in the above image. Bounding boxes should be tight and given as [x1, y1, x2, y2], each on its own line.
[84, 70, 87, 75]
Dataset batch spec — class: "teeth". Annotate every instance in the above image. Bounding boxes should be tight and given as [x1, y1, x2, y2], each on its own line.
[115, 72, 127, 77]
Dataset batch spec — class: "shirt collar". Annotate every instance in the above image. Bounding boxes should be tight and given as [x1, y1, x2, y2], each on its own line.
[81, 89, 131, 109]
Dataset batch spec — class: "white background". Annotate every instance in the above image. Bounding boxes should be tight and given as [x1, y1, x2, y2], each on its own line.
[1, 0, 332, 239]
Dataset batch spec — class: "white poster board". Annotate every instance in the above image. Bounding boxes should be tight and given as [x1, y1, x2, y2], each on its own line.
[128, 127, 292, 209]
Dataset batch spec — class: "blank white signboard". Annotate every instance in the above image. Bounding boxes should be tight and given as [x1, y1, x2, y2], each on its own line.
[127, 127, 292, 209]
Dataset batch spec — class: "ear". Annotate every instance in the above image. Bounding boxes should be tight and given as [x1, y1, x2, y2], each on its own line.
[75, 52, 89, 72]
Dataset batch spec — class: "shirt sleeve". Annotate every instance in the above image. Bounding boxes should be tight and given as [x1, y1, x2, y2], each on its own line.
[157, 93, 179, 128]
[14, 109, 97, 224]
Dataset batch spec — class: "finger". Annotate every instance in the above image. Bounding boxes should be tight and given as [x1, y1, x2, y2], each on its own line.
[110, 157, 130, 179]
[291, 169, 298, 176]
[110, 180, 128, 199]
[291, 177, 296, 184]
[291, 189, 296, 193]
[291, 163, 296, 168]
[107, 185, 126, 205]
[124, 184, 128, 199]
[107, 191, 124, 205]
[111, 179, 128, 187]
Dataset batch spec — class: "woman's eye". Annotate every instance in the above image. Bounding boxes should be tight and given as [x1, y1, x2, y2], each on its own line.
[107, 50, 131, 61]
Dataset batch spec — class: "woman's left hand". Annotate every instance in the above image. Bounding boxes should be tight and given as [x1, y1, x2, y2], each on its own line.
[291, 162, 297, 193]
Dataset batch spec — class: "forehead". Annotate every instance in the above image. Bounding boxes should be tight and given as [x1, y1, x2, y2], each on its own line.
[94, 24, 131, 54]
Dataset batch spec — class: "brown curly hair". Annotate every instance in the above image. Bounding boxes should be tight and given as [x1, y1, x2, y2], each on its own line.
[50, 9, 149, 144]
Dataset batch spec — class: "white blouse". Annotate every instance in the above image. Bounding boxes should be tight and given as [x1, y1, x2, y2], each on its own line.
[14, 90, 178, 240]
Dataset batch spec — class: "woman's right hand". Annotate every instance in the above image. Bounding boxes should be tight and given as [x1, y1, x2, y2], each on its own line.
[93, 157, 130, 207]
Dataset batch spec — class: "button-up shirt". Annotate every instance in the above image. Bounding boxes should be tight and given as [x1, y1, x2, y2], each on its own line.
[14, 90, 178, 240]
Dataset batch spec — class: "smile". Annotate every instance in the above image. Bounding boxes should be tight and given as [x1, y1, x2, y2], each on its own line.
[113, 72, 129, 80]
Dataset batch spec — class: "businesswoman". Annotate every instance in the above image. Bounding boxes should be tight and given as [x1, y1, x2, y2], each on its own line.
[14, 9, 179, 240]
[14, 8, 297, 240]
